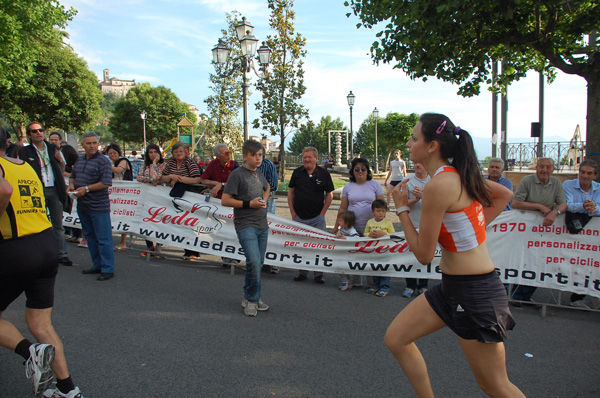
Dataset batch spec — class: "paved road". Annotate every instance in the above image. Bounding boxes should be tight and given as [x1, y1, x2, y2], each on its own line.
[2, 190, 599, 397]
[2, 236, 599, 398]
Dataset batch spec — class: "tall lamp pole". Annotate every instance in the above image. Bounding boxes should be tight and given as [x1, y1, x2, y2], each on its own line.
[212, 17, 272, 142]
[140, 110, 147, 152]
[373, 107, 379, 173]
[347, 91, 355, 159]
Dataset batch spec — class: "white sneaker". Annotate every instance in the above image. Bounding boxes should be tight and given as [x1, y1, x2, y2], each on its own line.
[42, 386, 84, 398]
[338, 281, 352, 291]
[402, 288, 414, 298]
[25, 343, 55, 395]
[241, 299, 269, 312]
[244, 301, 258, 316]
[417, 288, 428, 295]
[570, 300, 590, 309]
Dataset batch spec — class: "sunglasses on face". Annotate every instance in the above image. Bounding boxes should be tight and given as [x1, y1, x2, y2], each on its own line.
[219, 151, 231, 156]
[354, 167, 367, 172]
[29, 128, 45, 133]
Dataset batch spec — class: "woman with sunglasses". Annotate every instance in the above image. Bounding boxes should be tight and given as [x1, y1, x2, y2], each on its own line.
[332, 158, 384, 289]
[387, 113, 523, 397]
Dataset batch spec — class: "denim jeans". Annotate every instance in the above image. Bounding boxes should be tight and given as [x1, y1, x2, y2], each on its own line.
[237, 227, 268, 303]
[78, 210, 115, 274]
[44, 186, 68, 258]
[372, 276, 390, 290]
[266, 197, 276, 214]
[294, 215, 326, 278]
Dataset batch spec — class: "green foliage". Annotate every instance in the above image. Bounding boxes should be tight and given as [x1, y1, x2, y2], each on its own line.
[288, 116, 346, 155]
[254, 0, 309, 179]
[93, 92, 120, 145]
[346, 0, 600, 173]
[0, 40, 102, 133]
[346, 1, 599, 95]
[0, 0, 76, 91]
[109, 83, 196, 148]
[204, 11, 244, 151]
[355, 112, 418, 171]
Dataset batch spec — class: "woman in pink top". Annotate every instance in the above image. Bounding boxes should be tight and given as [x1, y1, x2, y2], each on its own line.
[386, 113, 523, 398]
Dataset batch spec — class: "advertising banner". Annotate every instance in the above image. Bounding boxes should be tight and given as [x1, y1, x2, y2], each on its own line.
[64, 181, 600, 297]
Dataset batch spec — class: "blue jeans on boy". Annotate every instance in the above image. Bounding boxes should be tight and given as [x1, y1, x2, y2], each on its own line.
[78, 210, 115, 274]
[373, 276, 390, 291]
[237, 227, 268, 303]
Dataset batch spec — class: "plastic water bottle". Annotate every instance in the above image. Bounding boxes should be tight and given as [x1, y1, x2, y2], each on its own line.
[282, 181, 287, 192]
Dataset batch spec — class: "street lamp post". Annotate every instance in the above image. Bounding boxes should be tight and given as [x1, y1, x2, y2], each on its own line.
[212, 17, 272, 142]
[347, 91, 355, 159]
[373, 107, 379, 173]
[140, 110, 147, 152]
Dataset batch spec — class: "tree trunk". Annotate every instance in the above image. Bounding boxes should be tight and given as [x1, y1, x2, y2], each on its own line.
[587, 76, 600, 182]
[280, 139, 286, 182]
[384, 145, 394, 173]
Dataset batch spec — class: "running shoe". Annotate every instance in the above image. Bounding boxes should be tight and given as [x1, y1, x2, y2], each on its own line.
[339, 281, 352, 291]
[241, 299, 269, 312]
[42, 386, 84, 398]
[417, 288, 428, 295]
[25, 343, 55, 395]
[244, 301, 258, 316]
[365, 286, 379, 294]
[402, 288, 414, 298]
[376, 288, 390, 297]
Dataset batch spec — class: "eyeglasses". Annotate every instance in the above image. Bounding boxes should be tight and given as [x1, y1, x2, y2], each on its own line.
[219, 151, 231, 156]
[29, 128, 45, 133]
[354, 167, 367, 172]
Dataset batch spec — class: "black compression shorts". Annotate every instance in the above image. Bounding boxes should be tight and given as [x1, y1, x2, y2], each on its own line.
[0, 228, 58, 311]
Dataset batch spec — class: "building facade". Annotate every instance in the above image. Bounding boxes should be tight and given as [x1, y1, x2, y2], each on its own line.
[98, 69, 136, 97]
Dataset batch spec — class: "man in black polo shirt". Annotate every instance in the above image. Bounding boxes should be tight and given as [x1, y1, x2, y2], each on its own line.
[287, 146, 334, 283]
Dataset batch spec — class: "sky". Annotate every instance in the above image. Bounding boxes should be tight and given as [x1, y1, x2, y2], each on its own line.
[61, 0, 588, 157]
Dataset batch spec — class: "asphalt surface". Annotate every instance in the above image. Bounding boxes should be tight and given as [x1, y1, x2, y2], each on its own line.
[1, 194, 599, 398]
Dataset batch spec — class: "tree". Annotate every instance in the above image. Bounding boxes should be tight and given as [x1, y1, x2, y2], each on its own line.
[378, 112, 419, 170]
[1, 40, 102, 134]
[254, 0, 309, 180]
[109, 83, 196, 148]
[0, 0, 76, 92]
[204, 11, 244, 151]
[346, 1, 600, 168]
[288, 116, 346, 156]
[355, 112, 418, 171]
[94, 92, 120, 144]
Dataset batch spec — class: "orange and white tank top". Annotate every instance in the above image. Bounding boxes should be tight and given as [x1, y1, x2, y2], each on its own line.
[434, 166, 486, 252]
[0, 157, 51, 240]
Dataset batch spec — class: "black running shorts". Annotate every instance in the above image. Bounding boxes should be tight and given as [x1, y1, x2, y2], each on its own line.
[0, 228, 59, 311]
[425, 270, 515, 343]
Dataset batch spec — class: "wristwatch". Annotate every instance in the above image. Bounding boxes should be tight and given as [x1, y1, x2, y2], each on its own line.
[85, 186, 90, 193]
[556, 209, 561, 215]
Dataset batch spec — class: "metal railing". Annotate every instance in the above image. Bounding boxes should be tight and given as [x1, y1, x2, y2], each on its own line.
[279, 141, 586, 172]
[506, 141, 585, 171]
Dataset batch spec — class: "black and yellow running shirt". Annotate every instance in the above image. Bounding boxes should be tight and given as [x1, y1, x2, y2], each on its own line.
[0, 157, 51, 239]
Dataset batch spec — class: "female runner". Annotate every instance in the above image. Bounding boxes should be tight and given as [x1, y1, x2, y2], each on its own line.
[387, 113, 524, 397]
